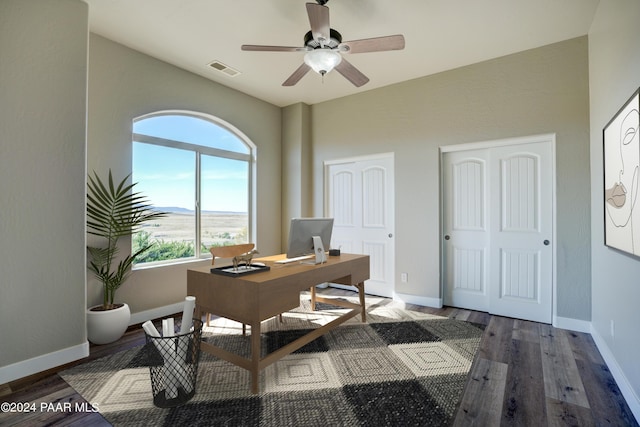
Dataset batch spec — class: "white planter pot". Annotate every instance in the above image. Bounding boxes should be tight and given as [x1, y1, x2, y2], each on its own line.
[86, 303, 131, 345]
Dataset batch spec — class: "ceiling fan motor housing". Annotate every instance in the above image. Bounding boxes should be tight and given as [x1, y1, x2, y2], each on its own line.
[304, 28, 342, 49]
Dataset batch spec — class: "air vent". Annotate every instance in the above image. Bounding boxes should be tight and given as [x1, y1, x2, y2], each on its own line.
[207, 60, 241, 77]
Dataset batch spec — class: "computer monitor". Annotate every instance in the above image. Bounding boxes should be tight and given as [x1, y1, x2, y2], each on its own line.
[286, 217, 334, 259]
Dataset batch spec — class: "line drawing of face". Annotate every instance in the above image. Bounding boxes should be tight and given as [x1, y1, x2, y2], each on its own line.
[605, 98, 639, 252]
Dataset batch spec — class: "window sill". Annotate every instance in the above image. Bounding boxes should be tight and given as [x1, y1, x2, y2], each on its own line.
[133, 256, 212, 271]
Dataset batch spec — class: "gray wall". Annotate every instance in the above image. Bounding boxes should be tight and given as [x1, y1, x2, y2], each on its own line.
[0, 0, 88, 379]
[87, 35, 282, 313]
[589, 0, 640, 405]
[309, 37, 592, 321]
[281, 102, 313, 252]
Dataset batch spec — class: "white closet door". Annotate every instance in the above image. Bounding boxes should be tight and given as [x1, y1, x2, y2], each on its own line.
[443, 149, 490, 312]
[443, 137, 553, 323]
[488, 142, 553, 323]
[325, 153, 395, 297]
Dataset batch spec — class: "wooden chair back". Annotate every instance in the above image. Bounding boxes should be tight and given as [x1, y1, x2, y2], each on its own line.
[210, 243, 255, 265]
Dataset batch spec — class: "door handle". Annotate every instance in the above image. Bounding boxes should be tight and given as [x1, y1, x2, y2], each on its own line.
[445, 235, 450, 240]
[543, 240, 550, 246]
[388, 233, 393, 238]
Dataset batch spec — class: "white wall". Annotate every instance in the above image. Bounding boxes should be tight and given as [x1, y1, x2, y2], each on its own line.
[0, 0, 88, 382]
[310, 37, 591, 320]
[589, 0, 640, 414]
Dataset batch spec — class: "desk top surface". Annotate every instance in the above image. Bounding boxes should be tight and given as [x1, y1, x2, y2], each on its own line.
[188, 252, 369, 285]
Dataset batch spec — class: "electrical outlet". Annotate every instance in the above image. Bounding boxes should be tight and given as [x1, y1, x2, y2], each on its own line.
[401, 272, 408, 283]
[610, 320, 615, 338]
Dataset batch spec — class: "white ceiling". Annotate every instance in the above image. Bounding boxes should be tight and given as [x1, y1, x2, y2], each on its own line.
[85, 0, 599, 107]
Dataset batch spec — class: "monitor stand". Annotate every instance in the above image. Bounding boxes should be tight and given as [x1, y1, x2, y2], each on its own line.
[302, 235, 327, 265]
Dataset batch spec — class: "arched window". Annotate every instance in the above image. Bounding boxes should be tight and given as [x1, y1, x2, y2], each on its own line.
[132, 112, 255, 265]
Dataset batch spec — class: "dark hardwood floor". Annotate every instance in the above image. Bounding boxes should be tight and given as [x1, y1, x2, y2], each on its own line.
[1, 288, 637, 426]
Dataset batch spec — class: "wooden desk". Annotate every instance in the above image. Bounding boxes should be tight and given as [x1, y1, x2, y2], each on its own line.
[187, 253, 370, 393]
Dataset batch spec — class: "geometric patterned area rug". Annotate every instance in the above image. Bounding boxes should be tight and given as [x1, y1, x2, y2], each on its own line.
[61, 294, 485, 426]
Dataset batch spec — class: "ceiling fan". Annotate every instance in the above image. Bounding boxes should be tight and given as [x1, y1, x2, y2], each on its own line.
[241, 0, 405, 87]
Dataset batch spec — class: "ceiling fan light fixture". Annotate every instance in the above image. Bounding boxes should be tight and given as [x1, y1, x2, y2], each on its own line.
[304, 48, 342, 75]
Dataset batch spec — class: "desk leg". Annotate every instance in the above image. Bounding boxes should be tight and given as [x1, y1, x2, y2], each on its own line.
[355, 282, 366, 322]
[250, 322, 261, 394]
[195, 304, 205, 324]
[310, 286, 316, 311]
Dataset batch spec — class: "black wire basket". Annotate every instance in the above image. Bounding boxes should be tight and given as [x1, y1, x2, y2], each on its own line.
[144, 319, 203, 408]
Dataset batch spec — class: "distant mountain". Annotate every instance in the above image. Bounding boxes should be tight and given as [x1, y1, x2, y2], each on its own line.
[155, 206, 192, 213]
[153, 206, 247, 215]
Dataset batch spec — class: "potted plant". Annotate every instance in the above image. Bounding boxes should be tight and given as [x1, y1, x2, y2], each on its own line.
[86, 170, 166, 344]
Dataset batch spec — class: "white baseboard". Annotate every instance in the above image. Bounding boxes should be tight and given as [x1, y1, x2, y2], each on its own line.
[326, 284, 443, 309]
[129, 302, 184, 325]
[0, 302, 185, 386]
[393, 292, 443, 308]
[590, 326, 640, 423]
[0, 342, 89, 385]
[553, 315, 591, 333]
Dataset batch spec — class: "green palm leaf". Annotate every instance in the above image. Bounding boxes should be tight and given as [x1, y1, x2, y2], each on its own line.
[87, 170, 166, 308]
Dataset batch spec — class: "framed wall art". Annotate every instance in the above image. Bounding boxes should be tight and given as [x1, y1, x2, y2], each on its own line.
[603, 87, 640, 256]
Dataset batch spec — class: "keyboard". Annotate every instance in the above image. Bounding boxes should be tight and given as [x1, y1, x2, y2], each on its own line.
[275, 255, 314, 264]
